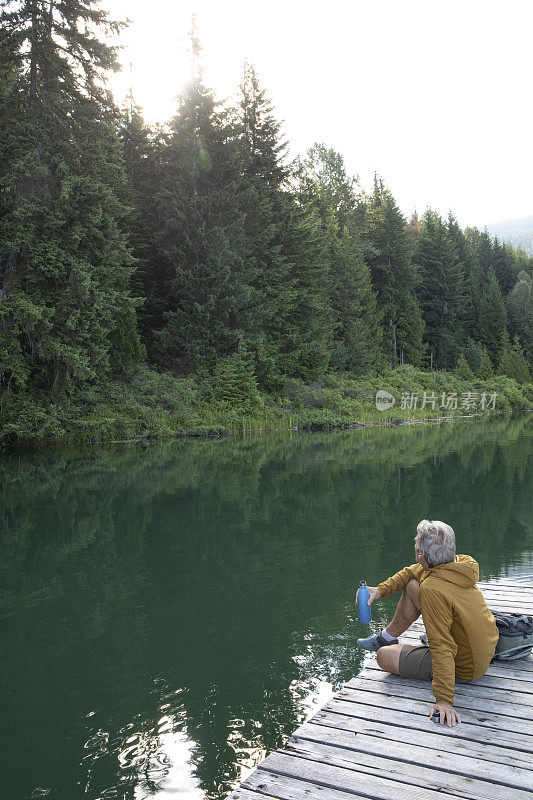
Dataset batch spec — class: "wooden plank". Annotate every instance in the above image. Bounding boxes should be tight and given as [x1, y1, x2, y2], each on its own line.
[316, 701, 533, 752]
[322, 699, 533, 750]
[342, 677, 533, 721]
[292, 722, 533, 786]
[328, 692, 533, 739]
[230, 790, 270, 800]
[474, 600, 533, 611]
[478, 591, 533, 601]
[480, 585, 533, 590]
[462, 601, 533, 612]
[478, 580, 533, 587]
[350, 668, 533, 706]
[233, 769, 367, 800]
[308, 709, 533, 770]
[478, 582, 533, 590]
[252, 751, 484, 800]
[283, 734, 533, 800]
[481, 662, 533, 681]
[479, 587, 533, 597]
[478, 584, 533, 593]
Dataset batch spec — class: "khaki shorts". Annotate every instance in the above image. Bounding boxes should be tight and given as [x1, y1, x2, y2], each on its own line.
[398, 644, 475, 684]
[399, 645, 433, 681]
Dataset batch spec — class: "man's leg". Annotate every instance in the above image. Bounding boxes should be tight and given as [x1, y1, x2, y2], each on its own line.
[384, 578, 421, 638]
[376, 580, 421, 674]
[376, 643, 404, 674]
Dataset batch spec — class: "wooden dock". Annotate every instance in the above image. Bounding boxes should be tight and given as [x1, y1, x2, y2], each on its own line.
[230, 581, 533, 800]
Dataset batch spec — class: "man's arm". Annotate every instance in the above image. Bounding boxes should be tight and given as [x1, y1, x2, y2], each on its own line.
[377, 562, 424, 598]
[420, 585, 457, 707]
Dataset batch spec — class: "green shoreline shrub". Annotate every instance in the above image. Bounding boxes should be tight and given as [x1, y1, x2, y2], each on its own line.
[1, 364, 531, 450]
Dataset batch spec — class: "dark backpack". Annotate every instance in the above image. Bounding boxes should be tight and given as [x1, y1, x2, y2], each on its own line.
[490, 611, 533, 661]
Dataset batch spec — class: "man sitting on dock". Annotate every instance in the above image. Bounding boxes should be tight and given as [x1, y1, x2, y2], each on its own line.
[356, 519, 499, 728]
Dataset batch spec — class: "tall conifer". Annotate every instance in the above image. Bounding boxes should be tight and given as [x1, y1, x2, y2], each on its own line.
[466, 229, 507, 362]
[234, 68, 334, 384]
[154, 34, 251, 373]
[506, 271, 532, 340]
[118, 93, 166, 352]
[415, 210, 467, 369]
[447, 214, 477, 340]
[297, 144, 383, 373]
[234, 63, 297, 386]
[0, 0, 141, 395]
[362, 180, 425, 366]
[524, 285, 533, 368]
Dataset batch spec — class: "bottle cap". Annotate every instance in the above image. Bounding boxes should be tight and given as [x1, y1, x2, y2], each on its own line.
[359, 580, 367, 587]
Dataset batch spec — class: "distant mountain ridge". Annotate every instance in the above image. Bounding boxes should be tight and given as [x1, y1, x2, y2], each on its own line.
[484, 215, 533, 255]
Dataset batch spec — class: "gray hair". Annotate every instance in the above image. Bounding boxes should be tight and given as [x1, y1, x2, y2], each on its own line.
[415, 520, 456, 567]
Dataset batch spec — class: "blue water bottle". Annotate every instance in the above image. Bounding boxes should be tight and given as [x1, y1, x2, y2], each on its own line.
[357, 580, 372, 623]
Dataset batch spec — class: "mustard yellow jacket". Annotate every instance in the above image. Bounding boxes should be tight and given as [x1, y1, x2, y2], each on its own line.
[377, 554, 499, 705]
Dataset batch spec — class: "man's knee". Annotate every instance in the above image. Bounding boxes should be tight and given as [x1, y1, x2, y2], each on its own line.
[376, 644, 402, 674]
[376, 647, 389, 670]
[405, 578, 421, 611]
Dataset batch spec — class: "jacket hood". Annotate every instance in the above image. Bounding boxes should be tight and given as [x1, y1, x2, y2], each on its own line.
[421, 554, 479, 588]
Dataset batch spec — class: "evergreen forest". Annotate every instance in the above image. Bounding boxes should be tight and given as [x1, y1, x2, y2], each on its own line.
[1, 2, 533, 448]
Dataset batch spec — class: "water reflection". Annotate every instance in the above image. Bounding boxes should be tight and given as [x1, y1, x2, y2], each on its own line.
[0, 414, 532, 799]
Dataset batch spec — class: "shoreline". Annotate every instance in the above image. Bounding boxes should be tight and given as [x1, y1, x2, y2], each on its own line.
[97, 407, 533, 447]
[4, 365, 533, 452]
[6, 406, 533, 454]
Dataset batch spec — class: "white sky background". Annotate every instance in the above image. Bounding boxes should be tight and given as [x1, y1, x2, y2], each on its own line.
[107, 0, 533, 228]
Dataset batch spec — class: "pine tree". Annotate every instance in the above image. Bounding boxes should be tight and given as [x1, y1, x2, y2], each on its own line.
[498, 332, 531, 383]
[409, 211, 421, 246]
[119, 93, 160, 294]
[331, 227, 384, 372]
[211, 349, 263, 410]
[117, 96, 174, 364]
[466, 229, 507, 362]
[0, 0, 141, 397]
[447, 215, 477, 341]
[154, 34, 253, 374]
[506, 271, 532, 340]
[233, 64, 320, 387]
[477, 273, 508, 363]
[512, 248, 533, 287]
[463, 338, 484, 373]
[524, 280, 533, 369]
[297, 144, 384, 374]
[238, 62, 287, 188]
[478, 347, 494, 379]
[362, 179, 426, 366]
[492, 239, 516, 296]
[276, 199, 334, 380]
[455, 352, 474, 380]
[414, 210, 467, 369]
[465, 228, 490, 343]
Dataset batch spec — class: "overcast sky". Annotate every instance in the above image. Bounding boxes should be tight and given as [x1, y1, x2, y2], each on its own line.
[107, 0, 533, 229]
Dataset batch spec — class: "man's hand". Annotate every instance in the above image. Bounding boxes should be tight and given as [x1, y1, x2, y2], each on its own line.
[430, 702, 461, 727]
[356, 586, 381, 606]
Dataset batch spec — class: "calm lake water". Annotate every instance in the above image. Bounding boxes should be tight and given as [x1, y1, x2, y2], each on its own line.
[1, 414, 532, 799]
